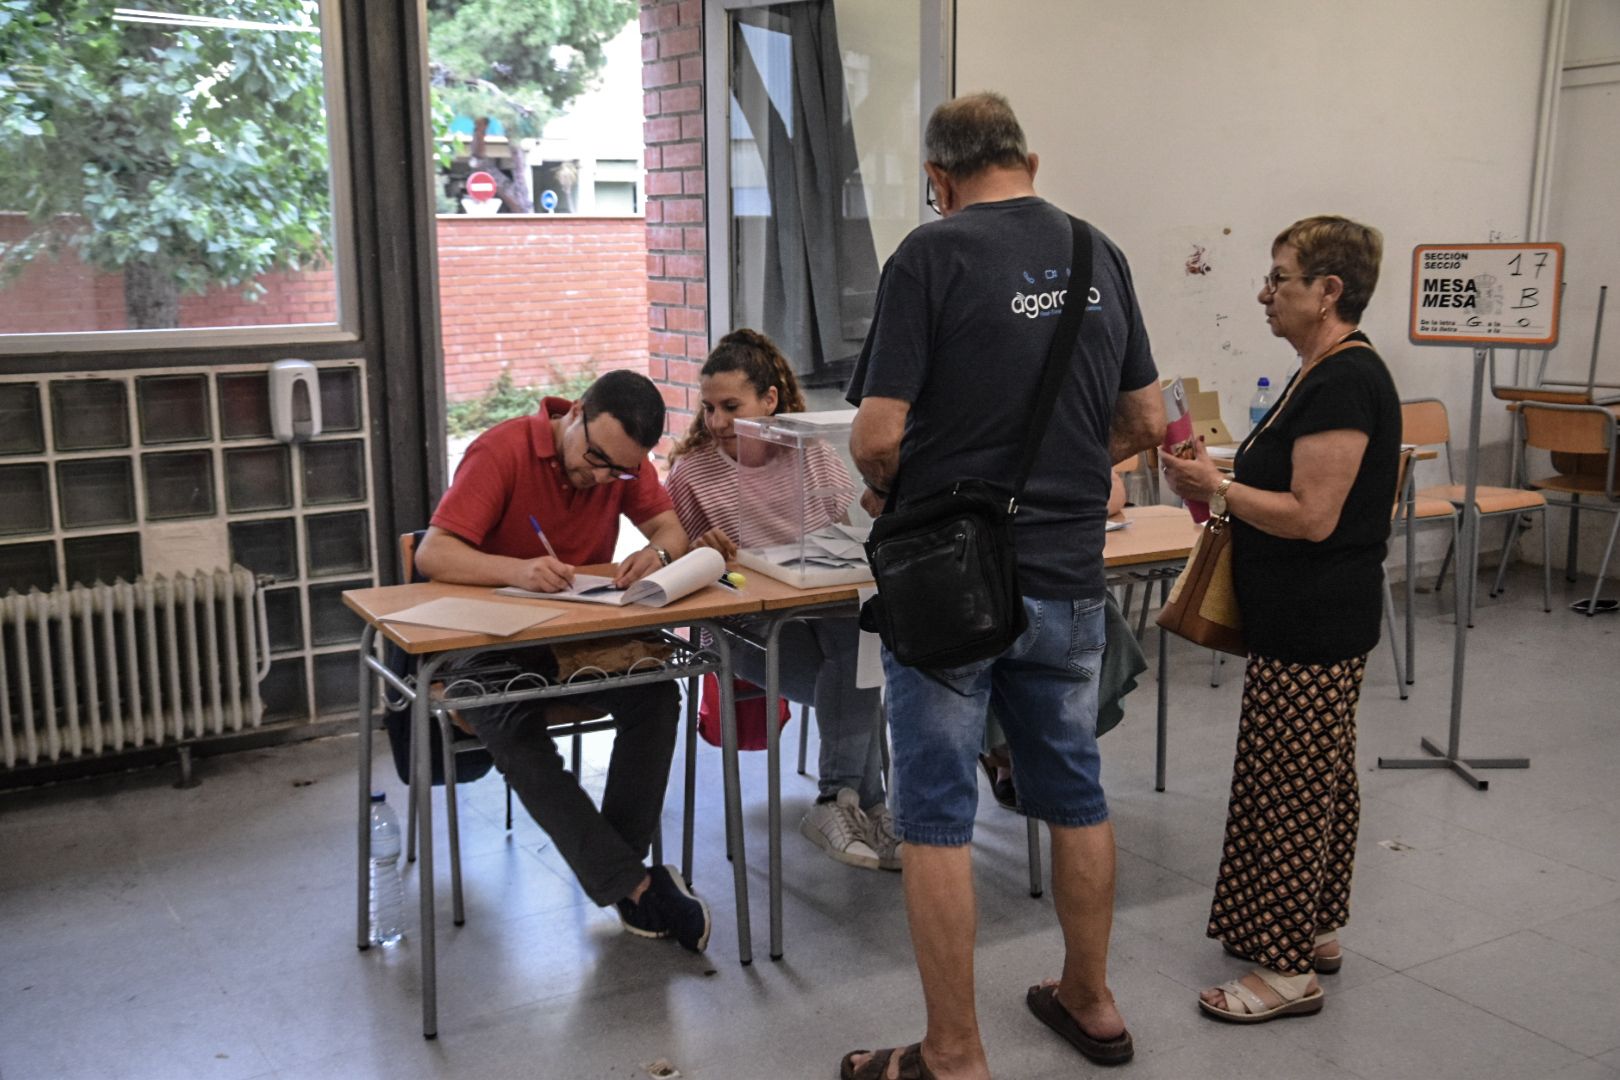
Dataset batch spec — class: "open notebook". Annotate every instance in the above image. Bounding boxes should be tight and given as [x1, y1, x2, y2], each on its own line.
[495, 547, 725, 608]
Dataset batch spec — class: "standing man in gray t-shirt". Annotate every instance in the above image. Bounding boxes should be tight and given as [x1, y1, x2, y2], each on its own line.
[843, 92, 1165, 1080]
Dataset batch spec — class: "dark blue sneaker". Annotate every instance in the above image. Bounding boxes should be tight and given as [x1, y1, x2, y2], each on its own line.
[648, 864, 710, 953]
[616, 882, 672, 941]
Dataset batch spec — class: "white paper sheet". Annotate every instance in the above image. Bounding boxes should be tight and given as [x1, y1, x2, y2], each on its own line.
[855, 586, 884, 689]
[379, 597, 561, 636]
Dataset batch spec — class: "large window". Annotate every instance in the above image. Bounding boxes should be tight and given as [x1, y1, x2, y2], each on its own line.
[0, 0, 354, 349]
[707, 0, 947, 388]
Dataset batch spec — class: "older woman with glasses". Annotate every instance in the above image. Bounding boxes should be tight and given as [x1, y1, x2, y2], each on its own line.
[1161, 215, 1401, 1024]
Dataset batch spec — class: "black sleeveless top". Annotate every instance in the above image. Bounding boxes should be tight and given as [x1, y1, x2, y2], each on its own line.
[1230, 333, 1402, 664]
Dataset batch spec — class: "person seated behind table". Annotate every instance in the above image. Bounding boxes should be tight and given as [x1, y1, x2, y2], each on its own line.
[413, 370, 712, 951]
[981, 470, 1129, 807]
[665, 328, 900, 871]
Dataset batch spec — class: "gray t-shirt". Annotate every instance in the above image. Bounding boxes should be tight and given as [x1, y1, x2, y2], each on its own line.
[847, 196, 1157, 598]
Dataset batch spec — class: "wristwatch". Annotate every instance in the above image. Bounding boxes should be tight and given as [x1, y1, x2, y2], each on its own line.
[1210, 477, 1234, 517]
[649, 546, 672, 567]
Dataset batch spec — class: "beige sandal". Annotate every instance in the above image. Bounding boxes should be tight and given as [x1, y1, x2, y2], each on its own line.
[1199, 967, 1323, 1024]
[1221, 931, 1343, 974]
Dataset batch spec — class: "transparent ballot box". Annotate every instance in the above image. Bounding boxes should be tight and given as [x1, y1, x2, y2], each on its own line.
[732, 410, 872, 588]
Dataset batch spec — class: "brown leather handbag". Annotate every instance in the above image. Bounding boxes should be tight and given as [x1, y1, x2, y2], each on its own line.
[1156, 513, 1244, 655]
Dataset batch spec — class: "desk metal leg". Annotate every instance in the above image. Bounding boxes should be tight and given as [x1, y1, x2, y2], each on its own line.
[1155, 578, 1169, 793]
[763, 616, 788, 961]
[356, 626, 377, 950]
[414, 655, 446, 1039]
[682, 671, 698, 885]
[1025, 816, 1043, 898]
[703, 626, 752, 964]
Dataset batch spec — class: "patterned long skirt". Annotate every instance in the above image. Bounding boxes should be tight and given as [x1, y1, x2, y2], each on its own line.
[1206, 653, 1367, 976]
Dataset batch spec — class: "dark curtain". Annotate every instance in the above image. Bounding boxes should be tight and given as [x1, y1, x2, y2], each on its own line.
[732, 2, 880, 384]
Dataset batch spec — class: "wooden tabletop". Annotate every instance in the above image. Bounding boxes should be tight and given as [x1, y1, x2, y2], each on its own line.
[1103, 505, 1202, 568]
[345, 511, 1206, 654]
[342, 566, 760, 655]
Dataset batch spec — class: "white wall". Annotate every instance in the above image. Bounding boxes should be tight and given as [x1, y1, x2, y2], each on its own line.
[958, 0, 1559, 575]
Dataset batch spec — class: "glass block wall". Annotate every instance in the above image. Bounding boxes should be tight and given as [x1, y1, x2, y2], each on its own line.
[0, 361, 375, 725]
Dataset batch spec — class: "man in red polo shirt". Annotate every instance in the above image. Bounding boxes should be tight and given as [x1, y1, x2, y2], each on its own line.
[416, 370, 710, 952]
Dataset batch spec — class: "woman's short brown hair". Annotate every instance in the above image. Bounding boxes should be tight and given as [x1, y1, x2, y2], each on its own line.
[1274, 215, 1383, 323]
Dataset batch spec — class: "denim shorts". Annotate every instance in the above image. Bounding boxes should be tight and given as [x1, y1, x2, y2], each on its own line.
[883, 595, 1109, 846]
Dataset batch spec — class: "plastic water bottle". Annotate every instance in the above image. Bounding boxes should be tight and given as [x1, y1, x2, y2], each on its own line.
[368, 792, 405, 947]
[1248, 378, 1275, 432]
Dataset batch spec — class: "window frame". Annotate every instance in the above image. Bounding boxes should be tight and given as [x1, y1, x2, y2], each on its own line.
[701, 0, 952, 349]
[0, 0, 361, 356]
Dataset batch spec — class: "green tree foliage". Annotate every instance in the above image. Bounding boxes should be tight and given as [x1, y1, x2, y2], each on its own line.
[0, 0, 330, 328]
[429, 0, 633, 211]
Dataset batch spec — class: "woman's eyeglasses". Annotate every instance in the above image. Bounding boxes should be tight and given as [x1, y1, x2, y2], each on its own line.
[1262, 270, 1319, 292]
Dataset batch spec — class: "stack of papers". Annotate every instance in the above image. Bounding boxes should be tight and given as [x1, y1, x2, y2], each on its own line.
[751, 524, 870, 569]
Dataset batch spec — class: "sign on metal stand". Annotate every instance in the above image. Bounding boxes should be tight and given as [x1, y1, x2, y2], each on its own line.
[1379, 242, 1564, 789]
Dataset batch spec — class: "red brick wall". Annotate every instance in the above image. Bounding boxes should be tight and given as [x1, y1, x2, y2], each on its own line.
[641, 0, 708, 447]
[435, 216, 649, 401]
[0, 213, 650, 403]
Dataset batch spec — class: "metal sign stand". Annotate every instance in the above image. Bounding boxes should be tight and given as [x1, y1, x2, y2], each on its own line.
[1379, 242, 1564, 790]
[1377, 347, 1529, 789]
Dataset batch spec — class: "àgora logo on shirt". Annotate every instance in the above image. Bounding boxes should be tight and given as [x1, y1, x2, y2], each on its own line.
[1010, 281, 1103, 319]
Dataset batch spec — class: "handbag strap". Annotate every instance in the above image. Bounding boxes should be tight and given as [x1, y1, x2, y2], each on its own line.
[1008, 216, 1094, 509]
[1236, 333, 1368, 457]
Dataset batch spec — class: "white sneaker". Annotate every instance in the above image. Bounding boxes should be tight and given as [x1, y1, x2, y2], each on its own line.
[864, 801, 903, 871]
[800, 788, 880, 870]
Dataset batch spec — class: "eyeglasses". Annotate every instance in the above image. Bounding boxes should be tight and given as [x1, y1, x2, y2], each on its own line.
[1262, 269, 1318, 292]
[580, 413, 641, 481]
[925, 181, 941, 216]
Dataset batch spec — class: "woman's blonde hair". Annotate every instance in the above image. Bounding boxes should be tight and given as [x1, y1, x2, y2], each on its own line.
[1274, 214, 1383, 323]
[668, 328, 808, 462]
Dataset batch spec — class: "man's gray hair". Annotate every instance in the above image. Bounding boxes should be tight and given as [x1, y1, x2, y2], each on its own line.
[924, 91, 1029, 179]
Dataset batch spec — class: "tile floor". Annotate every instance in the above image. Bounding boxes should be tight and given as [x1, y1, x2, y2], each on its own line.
[2, 567, 1617, 1079]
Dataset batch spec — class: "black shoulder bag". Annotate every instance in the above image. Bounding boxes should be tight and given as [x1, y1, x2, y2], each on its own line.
[860, 216, 1094, 671]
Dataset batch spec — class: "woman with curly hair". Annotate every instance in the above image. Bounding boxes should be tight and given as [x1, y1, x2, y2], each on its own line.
[667, 329, 898, 872]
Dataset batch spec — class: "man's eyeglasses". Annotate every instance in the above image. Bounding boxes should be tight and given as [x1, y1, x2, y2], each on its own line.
[925, 181, 941, 216]
[1262, 269, 1318, 292]
[581, 413, 641, 481]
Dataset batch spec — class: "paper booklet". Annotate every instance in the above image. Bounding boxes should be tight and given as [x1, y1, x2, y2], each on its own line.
[1161, 378, 1210, 524]
[494, 547, 725, 608]
[379, 597, 562, 637]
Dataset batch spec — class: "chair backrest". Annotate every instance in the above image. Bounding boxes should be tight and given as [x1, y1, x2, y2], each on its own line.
[1520, 402, 1616, 457]
[1401, 398, 1450, 448]
[1390, 447, 1415, 520]
[399, 529, 429, 584]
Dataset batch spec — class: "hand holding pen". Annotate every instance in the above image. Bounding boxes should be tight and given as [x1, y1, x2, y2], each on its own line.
[518, 514, 575, 593]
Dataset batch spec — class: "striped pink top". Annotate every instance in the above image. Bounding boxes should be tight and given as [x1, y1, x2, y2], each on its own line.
[666, 439, 855, 547]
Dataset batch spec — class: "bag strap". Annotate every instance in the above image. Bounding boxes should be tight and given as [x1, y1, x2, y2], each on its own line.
[883, 215, 1094, 514]
[1008, 215, 1094, 508]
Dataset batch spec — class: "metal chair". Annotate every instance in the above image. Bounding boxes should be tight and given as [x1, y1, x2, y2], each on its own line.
[1519, 401, 1620, 615]
[1401, 398, 1551, 625]
[383, 531, 659, 927]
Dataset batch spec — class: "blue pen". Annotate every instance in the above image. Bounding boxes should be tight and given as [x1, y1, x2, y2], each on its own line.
[528, 514, 561, 561]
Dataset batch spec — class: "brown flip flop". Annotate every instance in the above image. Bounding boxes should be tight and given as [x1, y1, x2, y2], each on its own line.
[840, 1043, 936, 1080]
[1025, 984, 1134, 1066]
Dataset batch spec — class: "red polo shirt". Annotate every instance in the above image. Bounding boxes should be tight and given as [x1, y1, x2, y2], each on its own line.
[429, 397, 673, 565]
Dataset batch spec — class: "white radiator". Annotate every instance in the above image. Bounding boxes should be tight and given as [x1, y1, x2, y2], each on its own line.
[1, 567, 270, 770]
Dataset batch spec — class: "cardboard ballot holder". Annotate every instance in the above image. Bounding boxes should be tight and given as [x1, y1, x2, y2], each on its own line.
[732, 410, 873, 589]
